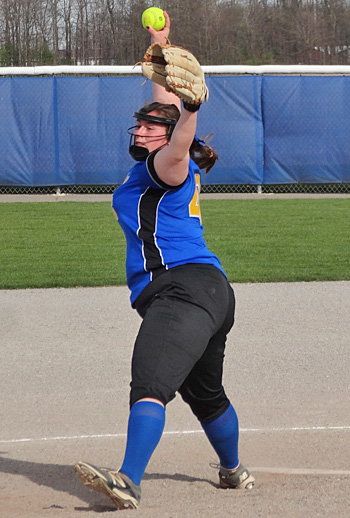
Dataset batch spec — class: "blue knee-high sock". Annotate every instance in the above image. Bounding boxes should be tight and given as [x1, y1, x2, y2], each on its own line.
[120, 401, 165, 486]
[201, 403, 239, 469]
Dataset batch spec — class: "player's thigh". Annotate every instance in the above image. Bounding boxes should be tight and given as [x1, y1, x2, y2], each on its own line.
[178, 285, 235, 421]
[131, 294, 216, 400]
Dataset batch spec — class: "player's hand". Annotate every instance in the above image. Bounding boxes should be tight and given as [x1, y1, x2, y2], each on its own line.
[148, 10, 170, 45]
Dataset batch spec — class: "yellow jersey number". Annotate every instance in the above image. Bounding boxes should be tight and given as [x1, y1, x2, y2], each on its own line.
[189, 173, 202, 224]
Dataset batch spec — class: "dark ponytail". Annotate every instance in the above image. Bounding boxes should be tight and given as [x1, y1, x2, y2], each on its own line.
[190, 136, 218, 174]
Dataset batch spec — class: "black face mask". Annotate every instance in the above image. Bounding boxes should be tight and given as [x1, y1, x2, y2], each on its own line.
[128, 131, 168, 162]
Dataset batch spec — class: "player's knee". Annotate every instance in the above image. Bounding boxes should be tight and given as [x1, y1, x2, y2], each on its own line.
[130, 384, 175, 409]
[179, 385, 230, 423]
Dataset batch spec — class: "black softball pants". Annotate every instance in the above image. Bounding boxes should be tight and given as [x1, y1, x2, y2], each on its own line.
[131, 264, 235, 423]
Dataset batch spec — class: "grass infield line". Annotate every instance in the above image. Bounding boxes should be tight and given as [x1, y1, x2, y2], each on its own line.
[250, 467, 350, 476]
[1, 425, 349, 444]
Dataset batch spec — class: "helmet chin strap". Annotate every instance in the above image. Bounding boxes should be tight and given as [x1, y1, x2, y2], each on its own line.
[129, 144, 150, 162]
[128, 134, 168, 162]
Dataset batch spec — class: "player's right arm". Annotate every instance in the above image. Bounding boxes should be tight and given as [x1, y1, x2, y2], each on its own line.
[146, 11, 196, 186]
[147, 11, 181, 110]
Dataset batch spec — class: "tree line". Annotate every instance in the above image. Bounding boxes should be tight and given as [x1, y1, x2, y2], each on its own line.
[1, 0, 350, 67]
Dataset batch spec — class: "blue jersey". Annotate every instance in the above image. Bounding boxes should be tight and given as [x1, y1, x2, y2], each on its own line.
[112, 152, 225, 304]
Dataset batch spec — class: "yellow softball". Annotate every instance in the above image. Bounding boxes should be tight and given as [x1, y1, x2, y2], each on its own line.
[141, 7, 165, 31]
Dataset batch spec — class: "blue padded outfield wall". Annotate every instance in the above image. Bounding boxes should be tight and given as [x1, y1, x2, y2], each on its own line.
[0, 75, 350, 186]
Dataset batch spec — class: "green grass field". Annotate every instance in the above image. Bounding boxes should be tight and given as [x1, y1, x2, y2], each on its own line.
[0, 198, 348, 289]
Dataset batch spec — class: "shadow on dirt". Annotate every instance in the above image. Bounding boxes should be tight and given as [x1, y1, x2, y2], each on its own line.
[0, 454, 216, 512]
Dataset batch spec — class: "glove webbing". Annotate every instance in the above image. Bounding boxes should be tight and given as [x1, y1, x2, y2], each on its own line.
[144, 55, 167, 66]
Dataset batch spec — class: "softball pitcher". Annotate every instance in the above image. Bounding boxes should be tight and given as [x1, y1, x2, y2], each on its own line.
[75, 11, 254, 510]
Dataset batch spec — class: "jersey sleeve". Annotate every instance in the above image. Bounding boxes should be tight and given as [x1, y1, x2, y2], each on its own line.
[146, 151, 187, 191]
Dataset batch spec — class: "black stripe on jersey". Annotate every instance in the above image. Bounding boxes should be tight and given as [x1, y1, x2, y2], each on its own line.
[137, 187, 167, 274]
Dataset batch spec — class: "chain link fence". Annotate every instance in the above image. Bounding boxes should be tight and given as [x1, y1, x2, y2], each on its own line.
[1, 183, 349, 195]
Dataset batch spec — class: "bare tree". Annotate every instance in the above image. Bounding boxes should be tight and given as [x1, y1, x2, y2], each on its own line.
[1, 0, 350, 67]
